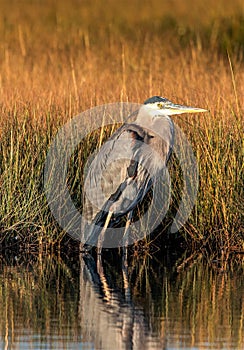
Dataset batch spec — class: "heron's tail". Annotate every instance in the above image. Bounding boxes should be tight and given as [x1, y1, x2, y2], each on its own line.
[83, 222, 104, 247]
[83, 210, 127, 249]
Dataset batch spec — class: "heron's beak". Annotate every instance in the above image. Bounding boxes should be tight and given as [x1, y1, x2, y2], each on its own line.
[165, 102, 208, 115]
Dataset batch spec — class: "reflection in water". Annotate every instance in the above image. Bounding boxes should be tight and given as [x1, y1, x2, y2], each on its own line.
[0, 250, 243, 349]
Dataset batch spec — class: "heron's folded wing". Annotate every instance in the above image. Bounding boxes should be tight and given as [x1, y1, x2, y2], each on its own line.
[82, 124, 145, 223]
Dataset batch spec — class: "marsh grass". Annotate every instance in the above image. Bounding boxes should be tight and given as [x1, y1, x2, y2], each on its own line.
[0, 0, 243, 256]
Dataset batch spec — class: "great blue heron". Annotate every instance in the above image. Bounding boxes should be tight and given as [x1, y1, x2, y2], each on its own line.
[82, 96, 207, 254]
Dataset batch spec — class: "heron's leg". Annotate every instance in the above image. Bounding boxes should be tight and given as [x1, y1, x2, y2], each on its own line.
[97, 210, 113, 255]
[121, 212, 138, 301]
[122, 211, 133, 260]
[121, 213, 132, 302]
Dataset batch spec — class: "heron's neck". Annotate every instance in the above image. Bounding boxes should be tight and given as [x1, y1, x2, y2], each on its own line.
[134, 106, 174, 140]
[135, 106, 172, 128]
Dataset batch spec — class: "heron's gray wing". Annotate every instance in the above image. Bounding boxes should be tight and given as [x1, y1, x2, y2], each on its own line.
[82, 123, 169, 246]
[82, 123, 146, 224]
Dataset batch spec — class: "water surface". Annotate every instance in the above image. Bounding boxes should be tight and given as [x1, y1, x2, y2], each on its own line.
[0, 250, 243, 349]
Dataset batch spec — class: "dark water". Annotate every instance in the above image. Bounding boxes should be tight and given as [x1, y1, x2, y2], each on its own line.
[0, 249, 243, 349]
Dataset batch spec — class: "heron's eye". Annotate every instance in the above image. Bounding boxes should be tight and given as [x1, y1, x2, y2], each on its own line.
[157, 103, 163, 109]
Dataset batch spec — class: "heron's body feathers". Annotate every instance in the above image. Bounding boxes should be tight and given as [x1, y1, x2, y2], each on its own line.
[82, 96, 207, 247]
[82, 118, 173, 245]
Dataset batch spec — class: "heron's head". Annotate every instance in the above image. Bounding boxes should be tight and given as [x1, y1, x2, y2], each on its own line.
[143, 96, 208, 116]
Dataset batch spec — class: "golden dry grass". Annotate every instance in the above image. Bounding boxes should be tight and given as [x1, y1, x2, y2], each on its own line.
[0, 0, 243, 254]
